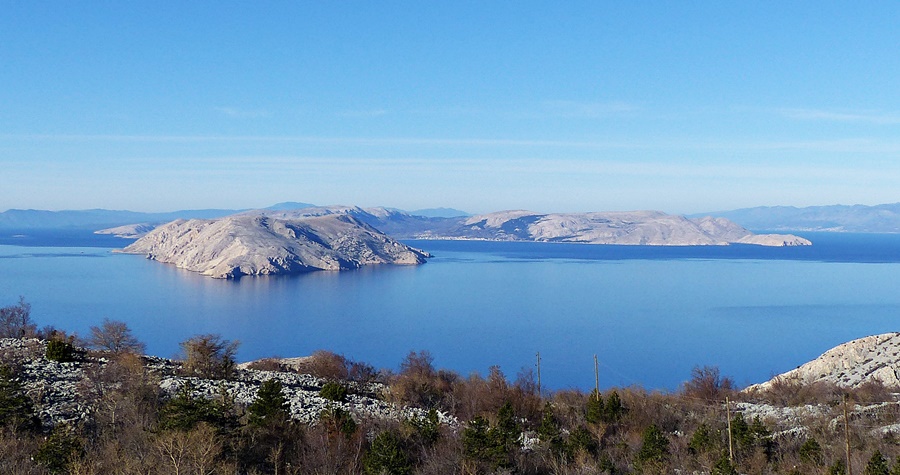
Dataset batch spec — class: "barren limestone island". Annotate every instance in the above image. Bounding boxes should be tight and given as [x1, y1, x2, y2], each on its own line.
[117, 206, 810, 279]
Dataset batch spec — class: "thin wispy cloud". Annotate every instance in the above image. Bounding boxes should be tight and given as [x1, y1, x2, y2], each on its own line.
[541, 100, 640, 118]
[214, 106, 270, 119]
[778, 107, 900, 124]
[335, 109, 389, 118]
[5, 134, 900, 155]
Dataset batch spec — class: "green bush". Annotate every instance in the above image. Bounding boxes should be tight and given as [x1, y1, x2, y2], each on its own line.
[33, 426, 83, 474]
[46, 338, 76, 362]
[363, 430, 412, 475]
[248, 379, 289, 427]
[320, 381, 349, 402]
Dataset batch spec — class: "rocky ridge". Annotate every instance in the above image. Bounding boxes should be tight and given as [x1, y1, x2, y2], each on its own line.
[120, 214, 430, 279]
[259, 206, 812, 246]
[0, 338, 452, 430]
[749, 333, 900, 391]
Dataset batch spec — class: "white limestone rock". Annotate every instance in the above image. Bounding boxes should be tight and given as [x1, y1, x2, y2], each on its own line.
[749, 333, 900, 390]
[120, 214, 429, 279]
[452, 210, 811, 246]
[95, 223, 158, 239]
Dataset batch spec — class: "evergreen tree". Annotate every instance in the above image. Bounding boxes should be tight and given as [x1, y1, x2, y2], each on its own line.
[462, 415, 508, 470]
[406, 408, 440, 446]
[0, 365, 39, 431]
[799, 437, 824, 466]
[567, 425, 598, 455]
[159, 383, 236, 432]
[866, 451, 890, 475]
[586, 390, 604, 424]
[603, 390, 626, 422]
[363, 430, 412, 475]
[711, 453, 738, 475]
[33, 426, 84, 474]
[537, 402, 566, 457]
[248, 379, 289, 427]
[689, 423, 716, 454]
[635, 424, 669, 473]
[828, 459, 847, 475]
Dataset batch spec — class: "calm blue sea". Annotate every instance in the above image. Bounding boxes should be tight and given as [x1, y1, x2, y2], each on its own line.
[1, 230, 899, 391]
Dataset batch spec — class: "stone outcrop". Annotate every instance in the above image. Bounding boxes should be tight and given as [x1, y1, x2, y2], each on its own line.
[749, 333, 900, 391]
[0, 338, 453, 430]
[120, 214, 430, 279]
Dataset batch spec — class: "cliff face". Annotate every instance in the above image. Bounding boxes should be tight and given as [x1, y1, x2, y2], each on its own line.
[750, 333, 900, 390]
[121, 214, 429, 279]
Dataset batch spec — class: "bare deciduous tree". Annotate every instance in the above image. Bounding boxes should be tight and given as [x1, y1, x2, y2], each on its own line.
[87, 319, 146, 355]
[180, 334, 239, 379]
[0, 297, 36, 339]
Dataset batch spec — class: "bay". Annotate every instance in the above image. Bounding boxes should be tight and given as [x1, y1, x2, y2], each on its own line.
[1, 230, 899, 391]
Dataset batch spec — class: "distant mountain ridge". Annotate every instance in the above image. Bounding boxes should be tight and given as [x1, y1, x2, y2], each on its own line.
[697, 203, 900, 233]
[0, 203, 463, 230]
[255, 206, 810, 246]
[0, 208, 242, 230]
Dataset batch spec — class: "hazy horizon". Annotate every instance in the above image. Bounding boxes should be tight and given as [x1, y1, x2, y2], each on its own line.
[3, 3, 899, 214]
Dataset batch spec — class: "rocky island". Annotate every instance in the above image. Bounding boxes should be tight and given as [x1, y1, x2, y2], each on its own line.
[120, 214, 429, 279]
[111, 205, 809, 278]
[260, 206, 812, 246]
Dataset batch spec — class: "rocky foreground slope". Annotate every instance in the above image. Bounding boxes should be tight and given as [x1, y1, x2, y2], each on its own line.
[749, 333, 900, 391]
[120, 214, 429, 279]
[0, 338, 445, 429]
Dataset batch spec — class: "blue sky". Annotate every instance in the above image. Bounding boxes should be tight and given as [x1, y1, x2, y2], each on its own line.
[2, 2, 900, 214]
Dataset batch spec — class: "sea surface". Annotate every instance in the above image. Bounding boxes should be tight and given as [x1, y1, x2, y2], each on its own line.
[1, 230, 899, 391]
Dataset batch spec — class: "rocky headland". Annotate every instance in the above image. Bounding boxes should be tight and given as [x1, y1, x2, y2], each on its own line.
[120, 214, 430, 279]
[748, 333, 900, 391]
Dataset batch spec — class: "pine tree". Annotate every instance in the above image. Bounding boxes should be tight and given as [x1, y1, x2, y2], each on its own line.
[636, 424, 669, 473]
[363, 430, 412, 475]
[248, 379, 289, 427]
[865, 450, 890, 475]
[711, 453, 738, 475]
[586, 390, 604, 424]
[603, 390, 626, 422]
[0, 365, 39, 431]
[537, 402, 565, 457]
[799, 437, 824, 466]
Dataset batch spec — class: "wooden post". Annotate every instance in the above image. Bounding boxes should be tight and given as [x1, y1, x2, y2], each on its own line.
[726, 396, 734, 463]
[844, 394, 853, 475]
[594, 354, 600, 396]
[536, 352, 542, 396]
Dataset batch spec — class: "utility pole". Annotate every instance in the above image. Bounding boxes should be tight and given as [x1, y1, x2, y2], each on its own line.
[725, 396, 734, 463]
[536, 352, 542, 396]
[844, 394, 853, 475]
[594, 354, 600, 396]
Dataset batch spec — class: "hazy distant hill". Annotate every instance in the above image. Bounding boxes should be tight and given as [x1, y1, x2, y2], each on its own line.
[408, 207, 471, 218]
[697, 203, 900, 233]
[0, 208, 240, 230]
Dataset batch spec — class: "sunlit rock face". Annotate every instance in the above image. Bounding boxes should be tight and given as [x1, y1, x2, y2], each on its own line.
[121, 214, 429, 279]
